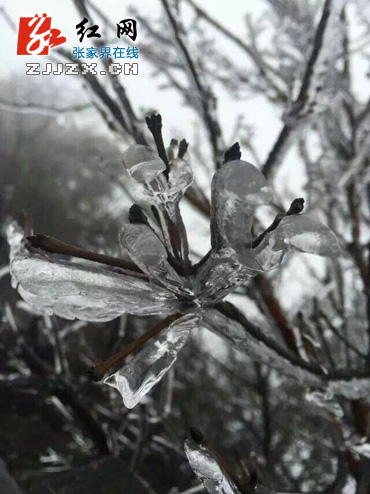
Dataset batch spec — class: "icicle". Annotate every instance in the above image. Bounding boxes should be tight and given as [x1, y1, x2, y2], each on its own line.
[104, 313, 200, 408]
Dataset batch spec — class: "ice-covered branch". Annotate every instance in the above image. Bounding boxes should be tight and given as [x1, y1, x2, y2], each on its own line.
[263, 0, 343, 178]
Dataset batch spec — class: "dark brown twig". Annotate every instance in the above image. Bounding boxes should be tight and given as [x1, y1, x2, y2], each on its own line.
[145, 113, 170, 178]
[252, 198, 304, 248]
[27, 233, 144, 275]
[89, 314, 181, 381]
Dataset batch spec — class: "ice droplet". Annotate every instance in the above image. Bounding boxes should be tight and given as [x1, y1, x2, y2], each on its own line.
[123, 144, 165, 183]
[104, 313, 200, 408]
[328, 379, 370, 403]
[184, 438, 241, 494]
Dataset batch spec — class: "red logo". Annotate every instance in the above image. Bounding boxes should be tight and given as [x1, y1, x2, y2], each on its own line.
[17, 14, 66, 55]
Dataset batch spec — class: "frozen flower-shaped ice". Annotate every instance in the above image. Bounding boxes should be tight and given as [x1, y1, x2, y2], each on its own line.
[7, 117, 341, 408]
[122, 115, 193, 205]
[123, 143, 193, 204]
[194, 156, 340, 304]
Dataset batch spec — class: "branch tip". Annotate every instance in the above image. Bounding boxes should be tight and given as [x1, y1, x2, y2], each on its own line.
[178, 138, 189, 159]
[189, 427, 204, 444]
[145, 112, 169, 176]
[286, 197, 305, 216]
[128, 204, 149, 225]
[223, 142, 241, 164]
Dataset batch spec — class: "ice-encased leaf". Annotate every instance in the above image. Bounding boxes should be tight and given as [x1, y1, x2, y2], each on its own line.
[120, 223, 167, 267]
[211, 160, 272, 251]
[123, 144, 166, 183]
[168, 157, 193, 198]
[276, 215, 341, 256]
[7, 223, 180, 322]
[104, 313, 200, 408]
[184, 438, 240, 494]
[253, 215, 341, 271]
[120, 223, 187, 295]
[252, 233, 285, 271]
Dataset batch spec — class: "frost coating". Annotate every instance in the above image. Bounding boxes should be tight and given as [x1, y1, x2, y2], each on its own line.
[328, 379, 370, 403]
[305, 389, 343, 418]
[104, 313, 200, 408]
[349, 441, 370, 459]
[203, 310, 322, 385]
[298, 0, 345, 117]
[185, 438, 240, 494]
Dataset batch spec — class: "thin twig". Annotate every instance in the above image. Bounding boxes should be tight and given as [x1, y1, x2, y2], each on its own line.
[27, 233, 144, 275]
[263, 0, 333, 178]
[161, 0, 223, 166]
[90, 314, 181, 381]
